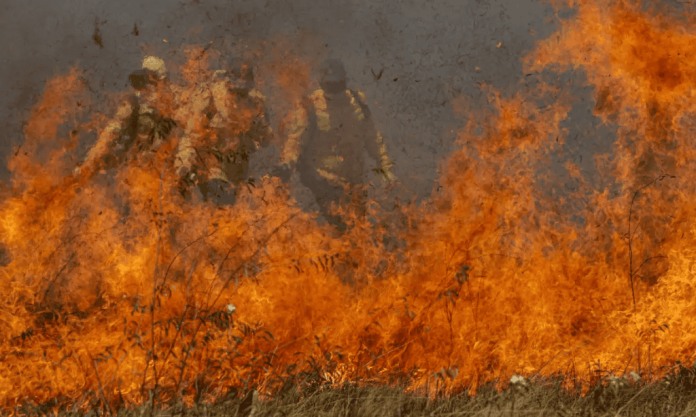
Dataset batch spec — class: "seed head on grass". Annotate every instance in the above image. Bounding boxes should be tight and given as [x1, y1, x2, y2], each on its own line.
[628, 371, 641, 385]
[509, 375, 529, 386]
[608, 373, 631, 395]
[509, 375, 531, 395]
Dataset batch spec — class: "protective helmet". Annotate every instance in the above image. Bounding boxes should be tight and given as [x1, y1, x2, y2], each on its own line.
[319, 59, 347, 94]
[212, 69, 229, 80]
[239, 64, 254, 84]
[142, 56, 167, 80]
[227, 61, 256, 96]
[228, 61, 254, 87]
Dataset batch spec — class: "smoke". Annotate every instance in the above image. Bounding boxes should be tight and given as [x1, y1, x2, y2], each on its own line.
[1, 0, 555, 202]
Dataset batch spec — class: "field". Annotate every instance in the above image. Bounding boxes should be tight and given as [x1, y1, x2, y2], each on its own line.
[13, 371, 696, 416]
[5, 0, 696, 415]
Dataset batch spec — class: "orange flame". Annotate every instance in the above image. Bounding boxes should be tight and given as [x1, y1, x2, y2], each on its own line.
[5, 2, 696, 411]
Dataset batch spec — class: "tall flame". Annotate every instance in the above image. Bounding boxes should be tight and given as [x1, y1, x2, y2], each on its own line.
[4, 0, 696, 412]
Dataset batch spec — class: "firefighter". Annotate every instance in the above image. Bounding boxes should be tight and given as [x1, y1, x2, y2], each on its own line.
[75, 56, 176, 177]
[274, 58, 396, 232]
[174, 62, 273, 205]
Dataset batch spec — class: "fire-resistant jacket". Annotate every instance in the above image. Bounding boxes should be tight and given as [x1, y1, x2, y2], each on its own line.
[79, 83, 175, 175]
[280, 88, 395, 186]
[77, 56, 175, 176]
[173, 70, 272, 185]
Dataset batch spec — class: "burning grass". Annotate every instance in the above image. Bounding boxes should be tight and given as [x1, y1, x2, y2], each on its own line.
[5, 0, 696, 414]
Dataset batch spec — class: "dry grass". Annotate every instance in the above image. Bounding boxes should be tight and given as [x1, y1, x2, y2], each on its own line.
[9, 360, 696, 417]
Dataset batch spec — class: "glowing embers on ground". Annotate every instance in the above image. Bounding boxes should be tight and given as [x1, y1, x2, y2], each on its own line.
[4, 1, 696, 410]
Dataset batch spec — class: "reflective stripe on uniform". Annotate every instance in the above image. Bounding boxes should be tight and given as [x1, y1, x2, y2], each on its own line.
[346, 90, 365, 121]
[311, 90, 331, 132]
[208, 167, 230, 182]
[356, 90, 367, 103]
[376, 131, 393, 170]
[322, 155, 344, 169]
[280, 104, 308, 165]
[316, 168, 347, 184]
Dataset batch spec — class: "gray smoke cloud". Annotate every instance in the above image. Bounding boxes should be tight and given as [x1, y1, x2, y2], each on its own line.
[2, 0, 633, 211]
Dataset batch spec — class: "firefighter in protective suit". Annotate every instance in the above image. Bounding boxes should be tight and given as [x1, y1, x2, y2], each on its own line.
[275, 58, 396, 232]
[75, 56, 176, 177]
[174, 63, 273, 204]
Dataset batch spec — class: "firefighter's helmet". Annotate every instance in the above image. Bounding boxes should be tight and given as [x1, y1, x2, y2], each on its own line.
[226, 57, 253, 81]
[229, 61, 255, 90]
[142, 56, 167, 79]
[319, 59, 347, 94]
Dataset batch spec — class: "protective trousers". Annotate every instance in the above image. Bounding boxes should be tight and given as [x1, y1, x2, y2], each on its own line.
[298, 163, 367, 234]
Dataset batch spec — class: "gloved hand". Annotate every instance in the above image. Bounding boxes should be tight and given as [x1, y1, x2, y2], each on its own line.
[271, 165, 293, 183]
[373, 166, 396, 185]
[73, 163, 94, 179]
[177, 168, 197, 198]
[382, 169, 396, 185]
